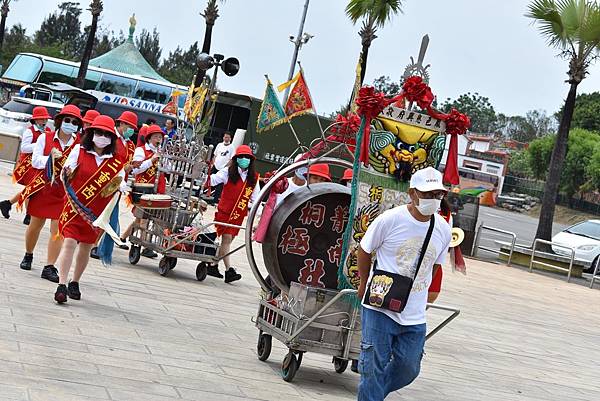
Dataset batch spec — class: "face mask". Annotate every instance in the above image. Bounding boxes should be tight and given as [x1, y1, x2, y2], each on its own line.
[415, 198, 441, 216]
[35, 123, 46, 131]
[93, 134, 112, 149]
[295, 167, 307, 180]
[61, 122, 78, 135]
[123, 127, 135, 139]
[237, 157, 251, 169]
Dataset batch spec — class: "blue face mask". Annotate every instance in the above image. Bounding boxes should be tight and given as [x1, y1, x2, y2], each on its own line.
[61, 122, 78, 135]
[123, 127, 135, 139]
[35, 123, 46, 131]
[237, 157, 251, 169]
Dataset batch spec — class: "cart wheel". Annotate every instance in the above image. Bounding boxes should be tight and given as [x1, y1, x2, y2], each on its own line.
[333, 357, 348, 374]
[169, 257, 177, 270]
[257, 332, 272, 362]
[128, 246, 141, 265]
[196, 262, 208, 281]
[158, 257, 170, 276]
[281, 351, 299, 382]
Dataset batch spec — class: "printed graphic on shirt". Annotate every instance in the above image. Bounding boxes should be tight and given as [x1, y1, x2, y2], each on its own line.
[394, 237, 437, 293]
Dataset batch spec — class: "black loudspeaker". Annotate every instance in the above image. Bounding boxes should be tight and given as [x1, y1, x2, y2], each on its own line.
[221, 57, 240, 77]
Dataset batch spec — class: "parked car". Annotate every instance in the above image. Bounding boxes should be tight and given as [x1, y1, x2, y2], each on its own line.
[552, 220, 600, 273]
[0, 97, 62, 134]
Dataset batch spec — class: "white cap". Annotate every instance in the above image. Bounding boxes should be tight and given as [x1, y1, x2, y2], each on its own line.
[409, 167, 447, 192]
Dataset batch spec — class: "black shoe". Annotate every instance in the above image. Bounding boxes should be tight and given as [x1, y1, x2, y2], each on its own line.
[141, 248, 158, 258]
[67, 281, 81, 300]
[22, 214, 30, 225]
[206, 264, 223, 279]
[117, 240, 129, 250]
[54, 284, 67, 304]
[41, 265, 59, 283]
[20, 253, 33, 270]
[90, 247, 99, 260]
[0, 200, 11, 219]
[224, 267, 242, 284]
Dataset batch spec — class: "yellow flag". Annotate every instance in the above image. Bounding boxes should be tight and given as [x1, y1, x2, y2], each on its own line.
[349, 56, 362, 113]
[277, 71, 301, 92]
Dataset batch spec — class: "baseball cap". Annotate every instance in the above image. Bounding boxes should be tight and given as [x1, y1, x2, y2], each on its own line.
[409, 167, 447, 192]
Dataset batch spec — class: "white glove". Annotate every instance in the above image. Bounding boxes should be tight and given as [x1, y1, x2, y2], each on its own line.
[50, 148, 63, 159]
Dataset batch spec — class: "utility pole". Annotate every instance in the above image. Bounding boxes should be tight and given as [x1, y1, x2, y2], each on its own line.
[283, 0, 312, 103]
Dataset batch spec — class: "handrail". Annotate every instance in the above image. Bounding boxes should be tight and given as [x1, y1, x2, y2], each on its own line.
[529, 239, 575, 282]
[425, 303, 461, 341]
[472, 224, 517, 266]
[590, 259, 600, 289]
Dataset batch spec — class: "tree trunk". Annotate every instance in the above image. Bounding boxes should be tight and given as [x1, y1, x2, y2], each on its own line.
[359, 43, 369, 85]
[0, 14, 6, 55]
[194, 23, 214, 87]
[534, 82, 578, 242]
[76, 14, 99, 89]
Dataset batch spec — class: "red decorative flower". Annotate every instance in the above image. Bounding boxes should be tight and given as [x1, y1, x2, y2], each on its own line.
[402, 76, 434, 110]
[445, 109, 471, 136]
[356, 86, 388, 118]
[263, 170, 289, 194]
[331, 112, 361, 136]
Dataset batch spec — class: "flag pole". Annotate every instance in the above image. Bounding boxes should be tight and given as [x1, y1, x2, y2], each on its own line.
[264, 75, 303, 149]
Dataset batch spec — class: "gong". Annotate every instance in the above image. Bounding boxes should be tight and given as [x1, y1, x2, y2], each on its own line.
[262, 183, 351, 293]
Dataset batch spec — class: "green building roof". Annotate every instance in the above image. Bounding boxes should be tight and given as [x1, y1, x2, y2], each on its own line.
[89, 15, 169, 83]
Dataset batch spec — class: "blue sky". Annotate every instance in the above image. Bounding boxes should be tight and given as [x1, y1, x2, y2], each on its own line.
[8, 0, 600, 117]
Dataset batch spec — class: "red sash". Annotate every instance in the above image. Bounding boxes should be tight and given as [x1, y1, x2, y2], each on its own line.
[18, 134, 78, 207]
[219, 173, 259, 226]
[59, 150, 124, 229]
[12, 126, 50, 184]
[134, 146, 166, 193]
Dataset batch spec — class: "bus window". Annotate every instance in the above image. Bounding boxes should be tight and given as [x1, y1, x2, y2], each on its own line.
[177, 94, 187, 109]
[134, 80, 171, 104]
[97, 73, 135, 97]
[2, 54, 43, 83]
[83, 70, 101, 90]
[38, 60, 77, 85]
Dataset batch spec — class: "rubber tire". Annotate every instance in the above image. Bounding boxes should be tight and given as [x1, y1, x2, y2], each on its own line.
[196, 262, 208, 281]
[158, 257, 170, 276]
[281, 352, 298, 382]
[257, 332, 272, 362]
[129, 246, 141, 265]
[333, 357, 348, 374]
[169, 257, 177, 270]
[585, 255, 599, 274]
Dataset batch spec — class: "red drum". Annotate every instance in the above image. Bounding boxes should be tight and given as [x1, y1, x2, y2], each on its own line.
[131, 183, 155, 203]
[138, 194, 172, 209]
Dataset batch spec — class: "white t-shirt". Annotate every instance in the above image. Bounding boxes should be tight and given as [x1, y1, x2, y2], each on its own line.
[275, 177, 305, 207]
[360, 205, 451, 326]
[213, 142, 234, 171]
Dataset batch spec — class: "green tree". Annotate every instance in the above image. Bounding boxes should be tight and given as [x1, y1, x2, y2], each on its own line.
[0, 0, 16, 54]
[159, 42, 200, 86]
[508, 150, 533, 177]
[373, 75, 401, 96]
[346, 0, 403, 85]
[441, 92, 497, 133]
[527, 0, 600, 241]
[76, 0, 102, 88]
[0, 23, 27, 68]
[561, 92, 600, 132]
[528, 134, 555, 179]
[34, 1, 82, 59]
[136, 27, 162, 71]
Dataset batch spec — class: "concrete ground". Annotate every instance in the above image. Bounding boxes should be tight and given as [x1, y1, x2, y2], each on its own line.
[0, 169, 599, 401]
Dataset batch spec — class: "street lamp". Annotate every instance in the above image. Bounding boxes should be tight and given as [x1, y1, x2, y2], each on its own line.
[283, 0, 313, 103]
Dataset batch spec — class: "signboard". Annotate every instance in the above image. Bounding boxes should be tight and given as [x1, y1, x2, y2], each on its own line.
[0, 131, 21, 163]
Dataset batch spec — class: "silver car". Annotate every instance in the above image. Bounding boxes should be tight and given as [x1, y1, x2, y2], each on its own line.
[552, 220, 600, 273]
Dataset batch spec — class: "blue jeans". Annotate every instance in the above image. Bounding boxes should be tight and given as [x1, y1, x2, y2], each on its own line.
[357, 307, 426, 401]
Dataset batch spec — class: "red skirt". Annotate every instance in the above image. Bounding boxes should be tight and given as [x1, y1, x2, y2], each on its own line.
[214, 209, 245, 237]
[61, 214, 101, 244]
[27, 184, 65, 220]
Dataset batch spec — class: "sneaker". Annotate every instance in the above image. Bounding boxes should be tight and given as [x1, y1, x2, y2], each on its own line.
[20, 253, 33, 270]
[206, 264, 223, 279]
[90, 247, 99, 259]
[54, 284, 67, 304]
[224, 267, 242, 284]
[117, 240, 129, 250]
[41, 265, 59, 283]
[67, 281, 81, 300]
[0, 200, 11, 219]
[141, 248, 158, 258]
[22, 214, 30, 225]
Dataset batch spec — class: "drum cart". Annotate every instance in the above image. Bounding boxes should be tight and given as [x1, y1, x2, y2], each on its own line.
[127, 137, 246, 280]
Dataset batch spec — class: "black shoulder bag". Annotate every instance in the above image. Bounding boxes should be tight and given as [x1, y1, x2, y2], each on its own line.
[363, 216, 435, 313]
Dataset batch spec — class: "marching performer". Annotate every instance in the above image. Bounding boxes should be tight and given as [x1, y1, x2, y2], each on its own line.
[54, 115, 125, 303]
[119, 125, 165, 257]
[206, 144, 259, 283]
[0, 106, 53, 224]
[18, 104, 82, 282]
[82, 109, 100, 130]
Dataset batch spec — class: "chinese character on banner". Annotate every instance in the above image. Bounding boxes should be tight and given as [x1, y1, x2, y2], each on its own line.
[299, 201, 326, 228]
[369, 185, 383, 203]
[298, 259, 326, 288]
[327, 238, 343, 265]
[278, 226, 310, 256]
[330, 205, 349, 234]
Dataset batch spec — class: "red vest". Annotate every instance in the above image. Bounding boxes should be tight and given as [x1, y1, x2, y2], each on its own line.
[216, 172, 258, 223]
[70, 150, 117, 216]
[134, 146, 166, 194]
[13, 126, 50, 184]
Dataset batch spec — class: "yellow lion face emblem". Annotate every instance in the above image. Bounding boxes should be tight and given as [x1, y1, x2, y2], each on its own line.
[368, 274, 394, 307]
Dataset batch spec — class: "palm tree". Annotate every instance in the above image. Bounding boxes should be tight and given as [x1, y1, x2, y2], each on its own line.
[346, 0, 402, 85]
[0, 0, 15, 54]
[527, 0, 600, 242]
[76, 0, 103, 89]
[194, 0, 225, 87]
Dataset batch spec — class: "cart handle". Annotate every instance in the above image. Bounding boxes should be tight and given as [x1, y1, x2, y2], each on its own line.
[425, 303, 461, 341]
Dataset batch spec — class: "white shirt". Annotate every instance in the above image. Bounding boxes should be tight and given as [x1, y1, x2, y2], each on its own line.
[360, 205, 451, 326]
[21, 125, 44, 153]
[131, 143, 157, 176]
[63, 144, 126, 190]
[275, 177, 305, 207]
[210, 167, 260, 207]
[213, 142, 234, 171]
[31, 132, 76, 169]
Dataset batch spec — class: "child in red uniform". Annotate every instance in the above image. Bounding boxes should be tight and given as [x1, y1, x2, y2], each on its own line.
[17, 104, 82, 282]
[0, 106, 53, 224]
[207, 145, 259, 283]
[54, 115, 125, 303]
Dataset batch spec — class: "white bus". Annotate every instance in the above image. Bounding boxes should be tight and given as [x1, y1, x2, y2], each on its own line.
[0, 53, 188, 112]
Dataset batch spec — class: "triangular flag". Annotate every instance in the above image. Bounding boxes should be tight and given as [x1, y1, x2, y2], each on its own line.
[283, 70, 313, 119]
[349, 56, 362, 113]
[257, 78, 288, 133]
[277, 71, 300, 92]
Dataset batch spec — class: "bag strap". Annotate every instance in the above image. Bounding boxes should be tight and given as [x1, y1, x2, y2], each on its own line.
[412, 216, 435, 281]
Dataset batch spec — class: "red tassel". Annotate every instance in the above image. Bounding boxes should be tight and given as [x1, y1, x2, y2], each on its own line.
[453, 246, 466, 274]
[443, 132, 460, 185]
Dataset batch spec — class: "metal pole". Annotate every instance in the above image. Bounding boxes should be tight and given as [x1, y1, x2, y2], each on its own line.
[283, 0, 310, 103]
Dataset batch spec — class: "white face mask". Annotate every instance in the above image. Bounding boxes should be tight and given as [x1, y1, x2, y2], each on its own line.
[415, 198, 441, 216]
[93, 134, 112, 149]
[61, 122, 78, 134]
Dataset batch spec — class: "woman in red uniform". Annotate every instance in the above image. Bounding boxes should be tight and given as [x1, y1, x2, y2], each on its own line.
[207, 145, 259, 283]
[54, 115, 125, 303]
[17, 104, 82, 282]
[0, 106, 53, 224]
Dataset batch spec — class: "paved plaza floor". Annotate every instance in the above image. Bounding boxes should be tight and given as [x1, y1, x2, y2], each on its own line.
[0, 170, 599, 401]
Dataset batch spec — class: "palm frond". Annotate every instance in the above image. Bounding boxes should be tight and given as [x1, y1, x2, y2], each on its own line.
[346, 0, 402, 26]
[526, 0, 570, 49]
